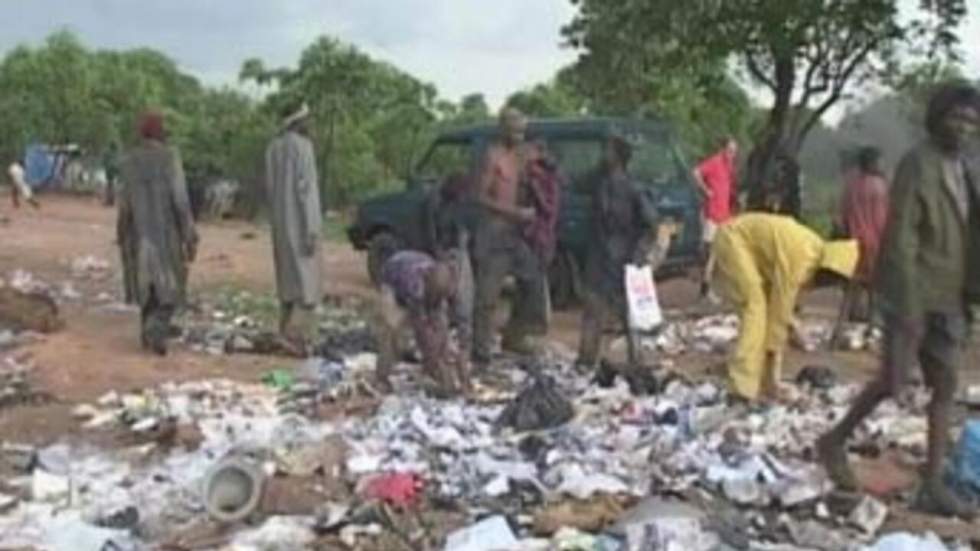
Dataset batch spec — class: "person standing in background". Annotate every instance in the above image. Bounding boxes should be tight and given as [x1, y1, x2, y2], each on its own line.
[266, 102, 323, 355]
[8, 160, 39, 209]
[117, 111, 198, 355]
[835, 146, 889, 323]
[693, 136, 738, 298]
[471, 108, 548, 363]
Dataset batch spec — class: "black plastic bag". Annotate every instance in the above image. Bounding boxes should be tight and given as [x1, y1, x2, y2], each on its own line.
[497, 373, 574, 432]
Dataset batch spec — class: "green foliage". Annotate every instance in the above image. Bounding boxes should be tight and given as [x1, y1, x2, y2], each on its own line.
[241, 36, 489, 207]
[562, 0, 967, 164]
[506, 79, 586, 118]
[0, 29, 273, 196]
[552, 48, 756, 159]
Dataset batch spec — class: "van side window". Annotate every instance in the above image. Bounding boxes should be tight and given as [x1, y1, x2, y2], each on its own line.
[547, 139, 604, 193]
[631, 138, 687, 188]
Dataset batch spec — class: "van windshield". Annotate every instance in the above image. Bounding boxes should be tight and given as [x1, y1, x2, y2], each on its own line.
[630, 135, 689, 188]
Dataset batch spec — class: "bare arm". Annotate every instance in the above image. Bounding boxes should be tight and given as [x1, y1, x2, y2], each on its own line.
[691, 166, 711, 198]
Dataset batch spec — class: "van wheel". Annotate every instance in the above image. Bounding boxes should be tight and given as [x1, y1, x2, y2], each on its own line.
[367, 232, 400, 286]
[548, 249, 579, 310]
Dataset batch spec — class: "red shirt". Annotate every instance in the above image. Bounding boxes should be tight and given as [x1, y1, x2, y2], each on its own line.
[697, 152, 736, 223]
[839, 171, 889, 283]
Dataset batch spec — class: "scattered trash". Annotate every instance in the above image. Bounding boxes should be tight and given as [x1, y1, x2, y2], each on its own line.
[229, 515, 316, 550]
[0, 306, 946, 549]
[868, 532, 950, 551]
[444, 515, 518, 551]
[32, 468, 70, 502]
[70, 255, 111, 280]
[497, 372, 574, 432]
[0, 286, 64, 333]
[786, 518, 849, 551]
[948, 418, 980, 503]
[848, 495, 888, 535]
[1, 359, 53, 408]
[533, 494, 626, 536]
[359, 472, 425, 508]
[262, 369, 295, 391]
[203, 456, 266, 523]
[795, 365, 837, 390]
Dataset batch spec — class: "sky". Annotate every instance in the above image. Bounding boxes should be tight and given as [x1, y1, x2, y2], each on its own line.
[0, 0, 976, 113]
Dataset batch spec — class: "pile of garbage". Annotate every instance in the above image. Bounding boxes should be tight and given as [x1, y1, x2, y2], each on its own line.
[0, 354, 51, 409]
[69, 255, 111, 281]
[0, 328, 971, 550]
[180, 291, 376, 359]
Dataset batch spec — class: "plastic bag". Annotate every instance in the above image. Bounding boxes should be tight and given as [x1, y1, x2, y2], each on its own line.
[948, 419, 980, 503]
[497, 373, 574, 432]
[625, 264, 662, 331]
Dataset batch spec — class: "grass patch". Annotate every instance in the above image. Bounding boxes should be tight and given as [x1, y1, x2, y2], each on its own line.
[210, 285, 281, 327]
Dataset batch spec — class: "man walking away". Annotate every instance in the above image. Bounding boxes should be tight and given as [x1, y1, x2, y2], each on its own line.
[693, 136, 738, 298]
[818, 84, 980, 519]
[266, 103, 323, 355]
[472, 107, 548, 364]
[117, 111, 198, 355]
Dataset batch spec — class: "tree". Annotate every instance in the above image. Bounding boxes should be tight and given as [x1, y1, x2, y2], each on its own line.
[0, 30, 272, 208]
[241, 37, 445, 206]
[562, 0, 968, 185]
[506, 79, 586, 118]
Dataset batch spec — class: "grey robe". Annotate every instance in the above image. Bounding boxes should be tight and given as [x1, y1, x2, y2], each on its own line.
[265, 130, 323, 305]
[117, 141, 196, 307]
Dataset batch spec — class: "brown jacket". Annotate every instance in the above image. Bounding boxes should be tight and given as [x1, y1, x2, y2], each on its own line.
[876, 140, 980, 319]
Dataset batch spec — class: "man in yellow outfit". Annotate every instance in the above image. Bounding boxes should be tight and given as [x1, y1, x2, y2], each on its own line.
[712, 212, 858, 402]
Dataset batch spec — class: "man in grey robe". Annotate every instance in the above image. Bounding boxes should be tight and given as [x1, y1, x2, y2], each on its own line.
[265, 103, 323, 352]
[117, 111, 198, 355]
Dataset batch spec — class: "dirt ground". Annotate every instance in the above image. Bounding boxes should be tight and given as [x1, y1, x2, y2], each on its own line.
[0, 194, 883, 446]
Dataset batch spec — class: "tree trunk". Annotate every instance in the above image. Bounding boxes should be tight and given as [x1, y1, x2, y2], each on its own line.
[744, 56, 804, 218]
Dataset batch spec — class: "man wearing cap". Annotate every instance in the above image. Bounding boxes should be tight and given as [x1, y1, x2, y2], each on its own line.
[266, 103, 322, 353]
[711, 212, 858, 402]
[117, 111, 198, 355]
[471, 107, 548, 363]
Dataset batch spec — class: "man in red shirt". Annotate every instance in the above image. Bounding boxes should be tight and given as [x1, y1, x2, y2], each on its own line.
[693, 136, 738, 298]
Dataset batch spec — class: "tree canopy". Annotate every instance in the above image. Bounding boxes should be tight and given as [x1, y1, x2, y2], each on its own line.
[0, 29, 272, 192]
[562, 0, 968, 181]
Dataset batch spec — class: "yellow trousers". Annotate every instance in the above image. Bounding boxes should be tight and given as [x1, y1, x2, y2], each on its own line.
[713, 232, 782, 400]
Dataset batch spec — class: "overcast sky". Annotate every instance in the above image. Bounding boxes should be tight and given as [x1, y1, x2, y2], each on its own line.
[0, 0, 977, 113]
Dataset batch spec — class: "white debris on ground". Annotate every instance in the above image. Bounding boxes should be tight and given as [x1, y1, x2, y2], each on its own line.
[0, 299, 963, 550]
[69, 255, 111, 280]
